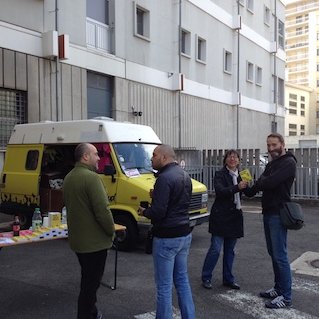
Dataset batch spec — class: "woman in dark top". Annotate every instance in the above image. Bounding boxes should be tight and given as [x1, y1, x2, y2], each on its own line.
[201, 149, 248, 290]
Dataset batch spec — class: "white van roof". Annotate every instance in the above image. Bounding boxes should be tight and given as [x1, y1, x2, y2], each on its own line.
[9, 118, 162, 145]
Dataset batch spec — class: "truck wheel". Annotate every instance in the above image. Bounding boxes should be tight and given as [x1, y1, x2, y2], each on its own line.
[18, 213, 32, 230]
[113, 214, 138, 252]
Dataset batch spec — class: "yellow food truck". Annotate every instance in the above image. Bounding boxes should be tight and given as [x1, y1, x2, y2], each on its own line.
[0, 118, 208, 250]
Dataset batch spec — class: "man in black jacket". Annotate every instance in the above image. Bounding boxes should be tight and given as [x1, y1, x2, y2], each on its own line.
[248, 133, 296, 309]
[138, 144, 195, 319]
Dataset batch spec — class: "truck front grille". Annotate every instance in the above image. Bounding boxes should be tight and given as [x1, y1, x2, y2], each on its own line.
[189, 193, 203, 211]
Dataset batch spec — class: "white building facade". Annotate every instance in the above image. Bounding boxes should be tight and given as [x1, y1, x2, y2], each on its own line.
[0, 0, 286, 164]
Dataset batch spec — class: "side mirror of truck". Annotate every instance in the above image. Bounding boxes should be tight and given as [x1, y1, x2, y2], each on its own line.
[103, 165, 116, 183]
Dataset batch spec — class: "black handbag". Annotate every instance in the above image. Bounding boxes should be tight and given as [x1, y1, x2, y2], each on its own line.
[279, 202, 304, 230]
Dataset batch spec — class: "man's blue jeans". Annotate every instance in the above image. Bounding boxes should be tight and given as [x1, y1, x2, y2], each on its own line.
[263, 214, 292, 301]
[153, 233, 195, 319]
[201, 235, 237, 284]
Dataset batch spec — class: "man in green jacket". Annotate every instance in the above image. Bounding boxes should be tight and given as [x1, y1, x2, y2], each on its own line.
[63, 143, 115, 319]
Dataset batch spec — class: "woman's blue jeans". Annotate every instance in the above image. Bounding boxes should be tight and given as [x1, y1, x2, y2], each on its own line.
[153, 233, 195, 319]
[263, 214, 292, 301]
[201, 235, 237, 284]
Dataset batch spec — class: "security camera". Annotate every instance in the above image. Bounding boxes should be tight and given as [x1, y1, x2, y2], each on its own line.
[138, 111, 143, 116]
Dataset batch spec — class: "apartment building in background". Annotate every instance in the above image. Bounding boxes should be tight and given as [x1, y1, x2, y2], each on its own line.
[0, 0, 286, 169]
[285, 0, 319, 136]
[285, 82, 313, 135]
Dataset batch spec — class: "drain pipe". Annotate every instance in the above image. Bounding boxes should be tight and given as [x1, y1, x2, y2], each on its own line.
[273, 0, 278, 132]
[178, 0, 182, 148]
[236, 1, 240, 149]
[55, 0, 60, 121]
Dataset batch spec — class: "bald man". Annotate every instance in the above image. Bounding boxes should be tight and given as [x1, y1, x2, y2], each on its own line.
[138, 144, 195, 319]
[63, 143, 115, 319]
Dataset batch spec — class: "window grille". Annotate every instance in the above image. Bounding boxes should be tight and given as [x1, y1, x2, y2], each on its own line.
[0, 88, 27, 149]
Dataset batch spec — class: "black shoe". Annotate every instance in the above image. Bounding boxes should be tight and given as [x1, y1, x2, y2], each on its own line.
[202, 280, 212, 289]
[223, 282, 240, 290]
[259, 288, 279, 299]
[265, 296, 291, 309]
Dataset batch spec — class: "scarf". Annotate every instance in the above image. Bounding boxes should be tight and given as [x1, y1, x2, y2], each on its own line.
[227, 168, 241, 210]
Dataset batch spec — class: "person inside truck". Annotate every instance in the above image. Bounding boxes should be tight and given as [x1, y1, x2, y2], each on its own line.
[94, 143, 113, 174]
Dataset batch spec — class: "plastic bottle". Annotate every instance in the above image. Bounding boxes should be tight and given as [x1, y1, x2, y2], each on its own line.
[12, 215, 20, 237]
[61, 206, 67, 225]
[32, 207, 42, 231]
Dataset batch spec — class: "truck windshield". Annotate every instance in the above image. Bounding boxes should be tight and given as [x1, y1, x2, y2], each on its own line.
[113, 143, 158, 174]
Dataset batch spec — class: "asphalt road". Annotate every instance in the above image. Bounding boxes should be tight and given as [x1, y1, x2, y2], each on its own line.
[0, 201, 318, 319]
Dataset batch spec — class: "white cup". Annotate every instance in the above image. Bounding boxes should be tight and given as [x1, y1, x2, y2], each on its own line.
[43, 216, 50, 227]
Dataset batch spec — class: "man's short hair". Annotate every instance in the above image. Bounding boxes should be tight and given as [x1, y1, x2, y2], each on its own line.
[267, 133, 285, 144]
[158, 144, 176, 160]
[74, 143, 90, 162]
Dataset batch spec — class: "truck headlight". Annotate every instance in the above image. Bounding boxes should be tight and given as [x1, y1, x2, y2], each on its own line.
[201, 192, 208, 208]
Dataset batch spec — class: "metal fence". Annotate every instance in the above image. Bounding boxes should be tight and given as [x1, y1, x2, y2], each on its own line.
[184, 162, 319, 200]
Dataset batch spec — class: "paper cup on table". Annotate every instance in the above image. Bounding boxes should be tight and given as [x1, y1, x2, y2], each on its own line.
[49, 212, 61, 228]
[43, 216, 49, 227]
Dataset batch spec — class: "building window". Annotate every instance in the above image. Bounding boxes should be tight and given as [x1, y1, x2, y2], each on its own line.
[317, 49, 319, 56]
[181, 29, 191, 56]
[87, 71, 113, 119]
[278, 20, 285, 50]
[264, 6, 270, 26]
[223, 49, 232, 74]
[301, 103, 305, 109]
[86, 0, 109, 25]
[289, 124, 297, 129]
[289, 109, 297, 115]
[296, 15, 302, 23]
[289, 93, 297, 100]
[296, 27, 302, 35]
[0, 89, 27, 148]
[247, 0, 254, 13]
[256, 66, 262, 86]
[300, 96, 305, 101]
[247, 61, 254, 82]
[289, 131, 297, 136]
[316, 110, 319, 118]
[317, 79, 319, 87]
[301, 110, 305, 116]
[134, 3, 150, 40]
[300, 124, 305, 130]
[196, 35, 206, 63]
[289, 101, 297, 107]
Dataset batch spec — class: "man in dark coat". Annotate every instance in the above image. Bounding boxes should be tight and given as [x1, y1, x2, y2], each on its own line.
[246, 133, 296, 309]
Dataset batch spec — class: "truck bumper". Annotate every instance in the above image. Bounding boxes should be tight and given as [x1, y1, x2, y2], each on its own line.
[189, 212, 210, 227]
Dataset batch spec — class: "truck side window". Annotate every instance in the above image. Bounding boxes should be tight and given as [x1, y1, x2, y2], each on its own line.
[25, 150, 39, 170]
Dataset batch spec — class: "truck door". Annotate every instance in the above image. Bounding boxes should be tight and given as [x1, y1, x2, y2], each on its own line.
[1, 144, 44, 212]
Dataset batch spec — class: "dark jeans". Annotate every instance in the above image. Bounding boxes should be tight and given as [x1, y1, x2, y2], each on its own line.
[202, 235, 237, 284]
[76, 249, 108, 319]
[263, 214, 292, 301]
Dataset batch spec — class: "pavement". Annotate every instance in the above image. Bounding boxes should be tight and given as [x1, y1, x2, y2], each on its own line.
[0, 200, 318, 319]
